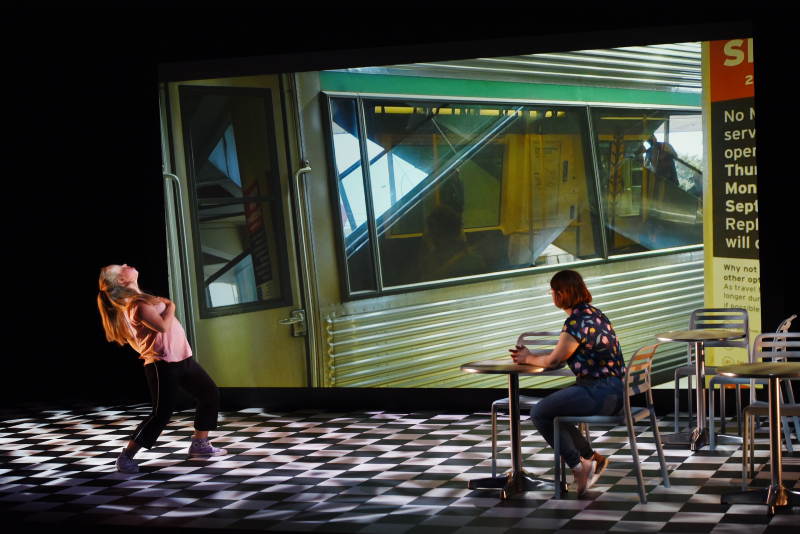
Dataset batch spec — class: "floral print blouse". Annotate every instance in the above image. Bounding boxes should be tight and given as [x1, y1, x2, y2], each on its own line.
[562, 303, 626, 379]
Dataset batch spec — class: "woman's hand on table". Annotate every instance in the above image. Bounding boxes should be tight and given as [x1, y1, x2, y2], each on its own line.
[509, 332, 578, 368]
[509, 345, 533, 365]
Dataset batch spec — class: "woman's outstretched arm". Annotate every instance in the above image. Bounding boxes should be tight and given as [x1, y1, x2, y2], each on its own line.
[509, 332, 579, 369]
[137, 298, 176, 333]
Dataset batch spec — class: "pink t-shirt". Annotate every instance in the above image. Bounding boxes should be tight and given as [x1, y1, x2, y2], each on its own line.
[124, 301, 192, 365]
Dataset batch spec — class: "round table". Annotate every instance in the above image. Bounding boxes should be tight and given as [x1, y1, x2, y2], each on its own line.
[716, 362, 800, 512]
[655, 330, 746, 450]
[460, 360, 569, 499]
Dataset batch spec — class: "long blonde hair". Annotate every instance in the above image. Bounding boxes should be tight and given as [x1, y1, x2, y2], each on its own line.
[97, 266, 161, 345]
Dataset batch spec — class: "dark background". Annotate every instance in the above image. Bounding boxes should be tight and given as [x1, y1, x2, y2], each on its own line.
[6, 14, 794, 409]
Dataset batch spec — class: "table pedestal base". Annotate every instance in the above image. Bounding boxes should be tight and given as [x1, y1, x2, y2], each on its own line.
[661, 427, 708, 450]
[468, 470, 567, 499]
[721, 484, 800, 514]
[712, 434, 743, 446]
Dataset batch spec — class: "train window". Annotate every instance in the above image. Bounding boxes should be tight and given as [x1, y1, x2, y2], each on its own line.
[180, 87, 291, 317]
[329, 98, 377, 293]
[325, 97, 604, 296]
[591, 109, 703, 255]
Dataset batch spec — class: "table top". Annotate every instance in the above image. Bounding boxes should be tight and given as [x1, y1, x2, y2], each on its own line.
[461, 360, 567, 375]
[655, 329, 746, 343]
[715, 362, 800, 379]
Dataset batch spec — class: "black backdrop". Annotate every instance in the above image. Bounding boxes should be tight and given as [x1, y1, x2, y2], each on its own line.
[6, 14, 794, 409]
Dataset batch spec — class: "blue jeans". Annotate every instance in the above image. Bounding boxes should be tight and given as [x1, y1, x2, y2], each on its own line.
[529, 376, 624, 468]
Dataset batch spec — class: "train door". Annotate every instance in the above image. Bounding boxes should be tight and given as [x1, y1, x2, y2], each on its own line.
[160, 75, 311, 387]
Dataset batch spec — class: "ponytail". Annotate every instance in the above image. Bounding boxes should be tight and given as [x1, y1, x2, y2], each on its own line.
[97, 267, 160, 346]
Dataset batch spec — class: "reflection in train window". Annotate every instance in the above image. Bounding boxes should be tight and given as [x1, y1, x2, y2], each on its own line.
[592, 109, 703, 255]
[180, 87, 290, 317]
[326, 98, 604, 295]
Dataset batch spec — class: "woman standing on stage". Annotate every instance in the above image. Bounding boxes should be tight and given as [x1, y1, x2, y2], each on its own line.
[98, 263, 227, 473]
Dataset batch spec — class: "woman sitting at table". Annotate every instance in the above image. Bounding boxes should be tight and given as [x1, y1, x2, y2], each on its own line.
[510, 269, 626, 495]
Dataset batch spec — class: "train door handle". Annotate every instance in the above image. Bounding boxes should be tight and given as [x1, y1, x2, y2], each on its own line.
[279, 310, 307, 337]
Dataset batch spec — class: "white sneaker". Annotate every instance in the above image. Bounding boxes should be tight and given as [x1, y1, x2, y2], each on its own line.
[188, 438, 227, 457]
[115, 448, 139, 474]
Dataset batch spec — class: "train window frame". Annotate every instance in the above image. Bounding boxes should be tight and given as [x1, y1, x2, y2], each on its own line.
[322, 93, 704, 301]
[320, 91, 628, 302]
[590, 106, 705, 257]
[178, 85, 294, 319]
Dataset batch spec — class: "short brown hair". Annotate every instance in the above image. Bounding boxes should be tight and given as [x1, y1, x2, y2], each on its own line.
[550, 270, 592, 309]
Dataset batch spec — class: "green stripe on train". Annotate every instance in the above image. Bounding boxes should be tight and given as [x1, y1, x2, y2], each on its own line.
[319, 72, 701, 107]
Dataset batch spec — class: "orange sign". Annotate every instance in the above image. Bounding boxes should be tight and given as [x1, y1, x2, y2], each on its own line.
[709, 39, 754, 103]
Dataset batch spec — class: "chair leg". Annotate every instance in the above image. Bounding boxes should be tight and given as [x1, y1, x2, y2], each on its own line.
[749, 415, 755, 480]
[735, 385, 742, 437]
[491, 406, 499, 477]
[674, 373, 681, 433]
[554, 417, 563, 499]
[626, 414, 646, 504]
[778, 382, 795, 452]
[688, 374, 694, 429]
[649, 406, 670, 488]
[720, 385, 727, 435]
[742, 411, 749, 491]
[782, 416, 794, 453]
[783, 380, 800, 438]
[709, 385, 716, 451]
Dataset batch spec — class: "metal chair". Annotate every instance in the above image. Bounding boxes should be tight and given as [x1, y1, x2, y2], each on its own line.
[674, 308, 750, 435]
[711, 315, 796, 450]
[741, 330, 800, 490]
[553, 344, 670, 503]
[490, 331, 575, 476]
[779, 316, 800, 440]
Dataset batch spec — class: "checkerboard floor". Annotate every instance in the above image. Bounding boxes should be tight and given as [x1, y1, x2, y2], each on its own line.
[1, 402, 798, 533]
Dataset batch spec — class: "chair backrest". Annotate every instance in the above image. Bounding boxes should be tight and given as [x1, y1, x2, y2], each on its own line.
[775, 315, 797, 358]
[777, 315, 797, 335]
[755, 316, 798, 361]
[517, 331, 563, 357]
[753, 332, 800, 363]
[686, 308, 750, 363]
[624, 343, 660, 398]
[775, 316, 799, 404]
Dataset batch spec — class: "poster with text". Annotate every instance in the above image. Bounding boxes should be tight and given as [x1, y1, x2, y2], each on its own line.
[703, 38, 759, 368]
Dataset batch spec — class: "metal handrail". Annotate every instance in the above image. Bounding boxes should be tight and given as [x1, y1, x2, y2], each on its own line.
[288, 71, 328, 386]
[163, 172, 197, 355]
[292, 163, 316, 379]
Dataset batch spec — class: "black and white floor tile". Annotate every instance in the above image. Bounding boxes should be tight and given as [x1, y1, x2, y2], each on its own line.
[1, 403, 798, 533]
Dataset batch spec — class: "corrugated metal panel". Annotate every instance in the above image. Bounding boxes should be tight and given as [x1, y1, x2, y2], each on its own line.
[325, 256, 703, 388]
[332, 42, 701, 93]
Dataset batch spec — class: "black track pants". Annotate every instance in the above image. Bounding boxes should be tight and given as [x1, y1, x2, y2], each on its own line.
[131, 357, 220, 449]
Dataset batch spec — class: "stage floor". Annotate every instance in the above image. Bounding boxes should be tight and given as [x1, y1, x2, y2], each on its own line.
[1, 403, 798, 533]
